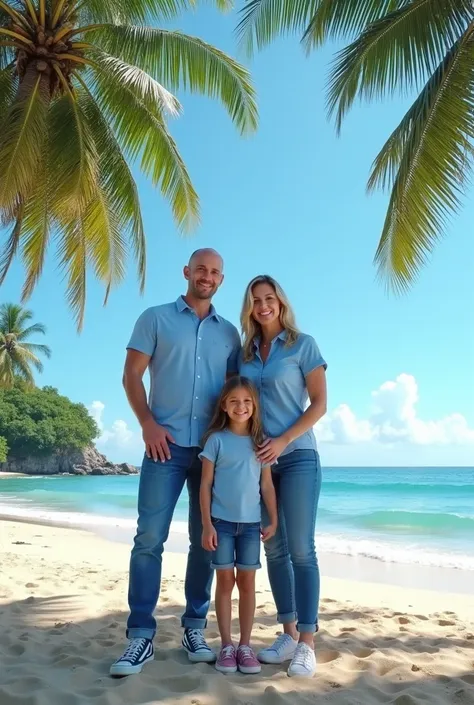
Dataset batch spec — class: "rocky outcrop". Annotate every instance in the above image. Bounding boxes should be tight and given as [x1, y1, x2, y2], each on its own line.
[0, 445, 138, 476]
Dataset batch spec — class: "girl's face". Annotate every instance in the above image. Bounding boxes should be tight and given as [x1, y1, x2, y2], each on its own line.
[251, 282, 281, 328]
[223, 386, 254, 426]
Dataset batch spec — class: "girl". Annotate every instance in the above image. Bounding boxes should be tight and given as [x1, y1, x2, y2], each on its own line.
[239, 275, 327, 678]
[199, 375, 277, 675]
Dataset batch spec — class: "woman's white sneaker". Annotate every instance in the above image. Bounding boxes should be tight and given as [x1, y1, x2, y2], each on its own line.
[257, 634, 298, 664]
[287, 643, 316, 678]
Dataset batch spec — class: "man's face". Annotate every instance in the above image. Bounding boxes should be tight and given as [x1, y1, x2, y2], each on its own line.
[184, 252, 224, 300]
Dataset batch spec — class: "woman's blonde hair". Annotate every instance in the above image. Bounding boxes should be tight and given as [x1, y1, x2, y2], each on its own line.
[240, 275, 299, 362]
[202, 376, 264, 449]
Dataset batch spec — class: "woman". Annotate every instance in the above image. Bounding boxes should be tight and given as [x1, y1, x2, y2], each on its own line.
[239, 275, 327, 678]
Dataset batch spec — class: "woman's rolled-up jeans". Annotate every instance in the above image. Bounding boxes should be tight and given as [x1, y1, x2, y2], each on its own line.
[261, 449, 322, 633]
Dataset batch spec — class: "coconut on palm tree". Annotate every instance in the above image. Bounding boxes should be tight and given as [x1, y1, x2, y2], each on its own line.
[238, 0, 473, 290]
[0, 302, 51, 386]
[0, 0, 258, 329]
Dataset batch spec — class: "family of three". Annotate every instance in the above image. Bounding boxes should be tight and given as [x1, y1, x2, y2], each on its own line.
[110, 248, 327, 680]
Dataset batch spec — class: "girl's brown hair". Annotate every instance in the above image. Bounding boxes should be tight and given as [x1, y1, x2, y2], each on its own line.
[240, 274, 300, 362]
[202, 376, 264, 449]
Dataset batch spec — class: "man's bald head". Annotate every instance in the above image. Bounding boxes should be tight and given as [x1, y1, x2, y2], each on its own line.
[184, 248, 224, 301]
[188, 248, 223, 271]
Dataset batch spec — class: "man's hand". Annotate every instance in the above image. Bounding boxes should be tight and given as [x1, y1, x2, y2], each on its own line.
[202, 524, 218, 551]
[142, 418, 175, 463]
[261, 523, 277, 542]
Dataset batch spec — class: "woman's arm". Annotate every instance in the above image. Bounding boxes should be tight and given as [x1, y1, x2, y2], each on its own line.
[260, 465, 278, 541]
[200, 458, 217, 550]
[257, 366, 327, 465]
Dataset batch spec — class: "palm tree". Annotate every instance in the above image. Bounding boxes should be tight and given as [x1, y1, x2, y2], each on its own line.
[238, 0, 473, 290]
[0, 0, 258, 329]
[0, 302, 51, 386]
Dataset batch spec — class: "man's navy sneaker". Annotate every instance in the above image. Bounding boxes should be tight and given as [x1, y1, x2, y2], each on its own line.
[182, 629, 216, 663]
[110, 638, 154, 676]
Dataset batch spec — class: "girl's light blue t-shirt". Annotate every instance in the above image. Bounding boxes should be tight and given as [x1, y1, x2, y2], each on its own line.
[199, 430, 262, 524]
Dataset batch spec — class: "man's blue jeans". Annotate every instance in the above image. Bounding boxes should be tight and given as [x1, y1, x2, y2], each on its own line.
[261, 449, 322, 633]
[126, 445, 212, 640]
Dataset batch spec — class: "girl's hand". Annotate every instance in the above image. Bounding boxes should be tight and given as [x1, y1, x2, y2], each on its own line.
[261, 523, 277, 542]
[202, 525, 218, 551]
[256, 436, 288, 465]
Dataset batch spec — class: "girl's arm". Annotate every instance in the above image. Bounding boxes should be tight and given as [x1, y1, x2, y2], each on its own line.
[260, 465, 278, 541]
[200, 458, 218, 550]
[257, 366, 327, 465]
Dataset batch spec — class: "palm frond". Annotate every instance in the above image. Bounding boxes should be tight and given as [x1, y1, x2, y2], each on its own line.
[10, 346, 38, 379]
[303, 0, 406, 49]
[83, 182, 127, 301]
[0, 202, 23, 285]
[236, 0, 319, 55]
[90, 61, 200, 231]
[372, 27, 474, 290]
[57, 218, 87, 331]
[0, 64, 17, 113]
[20, 140, 53, 302]
[91, 52, 181, 117]
[76, 0, 194, 24]
[16, 322, 48, 340]
[0, 71, 48, 209]
[327, 0, 473, 131]
[87, 25, 258, 135]
[78, 81, 146, 293]
[48, 88, 98, 214]
[20, 342, 52, 358]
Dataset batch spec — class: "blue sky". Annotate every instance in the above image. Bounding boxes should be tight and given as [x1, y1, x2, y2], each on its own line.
[2, 6, 473, 466]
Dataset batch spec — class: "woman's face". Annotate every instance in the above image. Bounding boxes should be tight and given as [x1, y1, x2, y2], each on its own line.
[251, 282, 281, 327]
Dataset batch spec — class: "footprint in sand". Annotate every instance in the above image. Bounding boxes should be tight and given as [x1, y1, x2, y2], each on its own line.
[317, 650, 340, 664]
[160, 674, 202, 693]
[438, 619, 456, 626]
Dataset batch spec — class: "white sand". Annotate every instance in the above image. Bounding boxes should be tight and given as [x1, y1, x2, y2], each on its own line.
[1, 520, 473, 705]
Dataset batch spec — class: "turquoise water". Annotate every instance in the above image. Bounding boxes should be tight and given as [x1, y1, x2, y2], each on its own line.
[1, 467, 473, 570]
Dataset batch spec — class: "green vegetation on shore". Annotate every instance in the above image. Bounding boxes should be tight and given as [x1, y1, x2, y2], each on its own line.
[0, 382, 98, 459]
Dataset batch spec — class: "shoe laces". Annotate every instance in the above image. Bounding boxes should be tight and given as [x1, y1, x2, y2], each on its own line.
[238, 646, 255, 662]
[221, 644, 235, 659]
[292, 643, 313, 668]
[271, 633, 294, 654]
[123, 638, 147, 660]
[187, 629, 207, 650]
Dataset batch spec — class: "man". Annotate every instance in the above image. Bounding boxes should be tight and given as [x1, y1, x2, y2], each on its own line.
[110, 249, 241, 677]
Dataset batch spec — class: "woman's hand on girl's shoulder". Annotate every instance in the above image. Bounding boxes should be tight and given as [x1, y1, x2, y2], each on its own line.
[256, 436, 288, 465]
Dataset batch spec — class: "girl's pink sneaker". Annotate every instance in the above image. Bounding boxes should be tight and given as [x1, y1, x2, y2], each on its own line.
[237, 645, 261, 674]
[215, 644, 237, 673]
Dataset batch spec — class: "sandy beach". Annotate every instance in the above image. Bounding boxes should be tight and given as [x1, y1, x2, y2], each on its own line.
[1, 519, 473, 705]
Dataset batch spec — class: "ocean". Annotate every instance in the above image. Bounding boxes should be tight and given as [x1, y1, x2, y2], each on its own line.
[1, 467, 473, 572]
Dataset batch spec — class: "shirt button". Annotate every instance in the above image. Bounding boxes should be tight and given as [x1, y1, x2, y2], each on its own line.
[198, 337, 202, 340]
[193, 416, 197, 420]
[195, 396, 199, 399]
[197, 375, 201, 379]
[198, 356, 201, 360]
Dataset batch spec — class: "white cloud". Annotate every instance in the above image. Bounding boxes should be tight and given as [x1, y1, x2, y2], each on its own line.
[317, 373, 474, 455]
[318, 373, 474, 446]
[88, 401, 141, 461]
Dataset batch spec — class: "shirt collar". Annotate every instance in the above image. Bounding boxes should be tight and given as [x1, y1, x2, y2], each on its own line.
[175, 296, 220, 321]
[253, 329, 288, 348]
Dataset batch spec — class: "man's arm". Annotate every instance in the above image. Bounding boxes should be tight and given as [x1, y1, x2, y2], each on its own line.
[123, 349, 175, 463]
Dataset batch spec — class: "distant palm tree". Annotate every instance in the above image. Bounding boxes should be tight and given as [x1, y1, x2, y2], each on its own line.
[238, 0, 473, 290]
[0, 0, 258, 330]
[0, 303, 51, 386]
